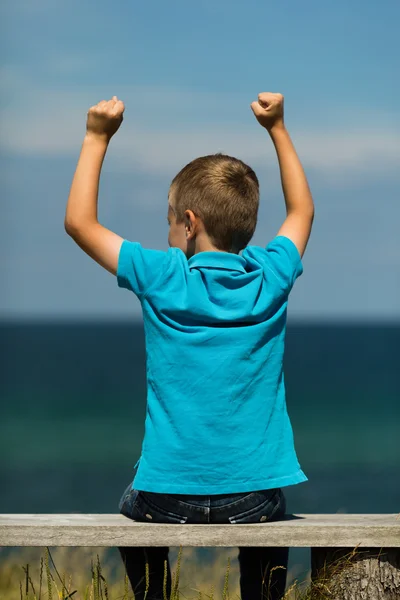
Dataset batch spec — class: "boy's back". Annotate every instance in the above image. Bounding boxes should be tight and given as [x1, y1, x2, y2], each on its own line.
[117, 236, 307, 493]
[65, 91, 314, 496]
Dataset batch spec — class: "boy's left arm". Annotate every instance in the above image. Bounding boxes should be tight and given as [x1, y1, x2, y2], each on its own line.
[64, 96, 125, 275]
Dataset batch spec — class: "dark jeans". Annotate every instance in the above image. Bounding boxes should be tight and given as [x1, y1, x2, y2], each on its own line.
[117, 482, 288, 600]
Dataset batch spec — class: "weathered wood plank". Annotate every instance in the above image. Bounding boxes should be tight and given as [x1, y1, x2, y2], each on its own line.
[0, 514, 399, 547]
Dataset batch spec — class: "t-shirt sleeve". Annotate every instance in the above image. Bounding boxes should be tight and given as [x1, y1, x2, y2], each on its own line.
[116, 240, 173, 298]
[263, 235, 303, 293]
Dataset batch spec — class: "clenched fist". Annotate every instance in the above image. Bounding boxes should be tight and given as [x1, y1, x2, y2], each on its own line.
[250, 93, 284, 132]
[86, 96, 125, 142]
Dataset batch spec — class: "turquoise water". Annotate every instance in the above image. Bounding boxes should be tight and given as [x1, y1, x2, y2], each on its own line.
[1, 320, 399, 584]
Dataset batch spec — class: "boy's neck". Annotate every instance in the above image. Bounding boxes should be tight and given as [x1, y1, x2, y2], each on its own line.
[191, 237, 238, 255]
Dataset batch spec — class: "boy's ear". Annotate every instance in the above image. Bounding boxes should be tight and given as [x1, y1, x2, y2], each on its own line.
[184, 210, 197, 239]
[184, 209, 193, 223]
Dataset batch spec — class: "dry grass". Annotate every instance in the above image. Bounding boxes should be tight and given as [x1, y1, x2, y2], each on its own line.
[0, 544, 370, 600]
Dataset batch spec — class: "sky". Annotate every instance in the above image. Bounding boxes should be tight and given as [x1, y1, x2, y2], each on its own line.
[1, 0, 399, 321]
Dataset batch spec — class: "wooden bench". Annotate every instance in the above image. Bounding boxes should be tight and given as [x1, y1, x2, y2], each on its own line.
[1, 514, 400, 597]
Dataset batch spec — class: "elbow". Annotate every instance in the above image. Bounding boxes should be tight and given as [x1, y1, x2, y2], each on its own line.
[64, 217, 85, 240]
[64, 217, 77, 237]
[288, 204, 315, 222]
[303, 200, 315, 223]
[64, 216, 99, 240]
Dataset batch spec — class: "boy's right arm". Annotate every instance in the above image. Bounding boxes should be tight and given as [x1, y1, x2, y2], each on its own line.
[251, 93, 314, 259]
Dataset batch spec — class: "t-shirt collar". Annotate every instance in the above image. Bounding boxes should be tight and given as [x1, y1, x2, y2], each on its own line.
[187, 251, 247, 273]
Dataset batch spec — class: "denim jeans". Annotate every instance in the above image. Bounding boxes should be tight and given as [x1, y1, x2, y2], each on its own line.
[117, 482, 288, 600]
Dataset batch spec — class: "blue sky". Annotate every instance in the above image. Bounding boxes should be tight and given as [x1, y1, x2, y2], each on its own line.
[1, 0, 399, 320]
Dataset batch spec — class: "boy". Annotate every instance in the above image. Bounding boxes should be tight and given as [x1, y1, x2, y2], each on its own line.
[65, 92, 314, 600]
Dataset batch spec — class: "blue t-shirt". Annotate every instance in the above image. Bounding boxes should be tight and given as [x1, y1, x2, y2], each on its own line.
[117, 235, 308, 494]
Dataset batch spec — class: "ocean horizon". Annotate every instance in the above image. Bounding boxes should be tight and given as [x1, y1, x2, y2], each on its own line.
[1, 318, 399, 585]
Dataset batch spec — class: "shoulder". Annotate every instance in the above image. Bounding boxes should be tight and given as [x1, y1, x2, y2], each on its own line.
[117, 242, 185, 298]
[242, 236, 303, 292]
[243, 236, 301, 261]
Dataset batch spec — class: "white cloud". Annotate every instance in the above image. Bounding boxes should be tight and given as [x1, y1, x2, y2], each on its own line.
[2, 112, 399, 184]
[1, 66, 399, 184]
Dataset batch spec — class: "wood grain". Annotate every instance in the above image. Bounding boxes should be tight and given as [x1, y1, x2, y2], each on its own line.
[1, 514, 399, 547]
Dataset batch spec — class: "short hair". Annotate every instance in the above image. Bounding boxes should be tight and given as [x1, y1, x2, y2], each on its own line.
[169, 153, 259, 253]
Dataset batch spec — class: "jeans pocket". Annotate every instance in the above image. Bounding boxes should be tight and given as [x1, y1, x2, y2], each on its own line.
[135, 492, 188, 524]
[228, 488, 285, 524]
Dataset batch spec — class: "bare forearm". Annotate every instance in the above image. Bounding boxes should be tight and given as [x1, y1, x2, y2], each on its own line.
[65, 133, 109, 232]
[269, 125, 314, 217]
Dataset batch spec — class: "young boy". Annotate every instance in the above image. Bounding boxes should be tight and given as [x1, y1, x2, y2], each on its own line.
[65, 92, 314, 600]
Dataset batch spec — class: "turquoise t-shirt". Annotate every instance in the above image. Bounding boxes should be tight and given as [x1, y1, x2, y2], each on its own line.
[117, 235, 308, 494]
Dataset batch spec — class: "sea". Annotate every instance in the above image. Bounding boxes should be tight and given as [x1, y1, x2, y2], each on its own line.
[1, 319, 399, 589]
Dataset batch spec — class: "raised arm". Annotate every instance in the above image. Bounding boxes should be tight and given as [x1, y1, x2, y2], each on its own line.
[64, 96, 125, 274]
[251, 93, 314, 258]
